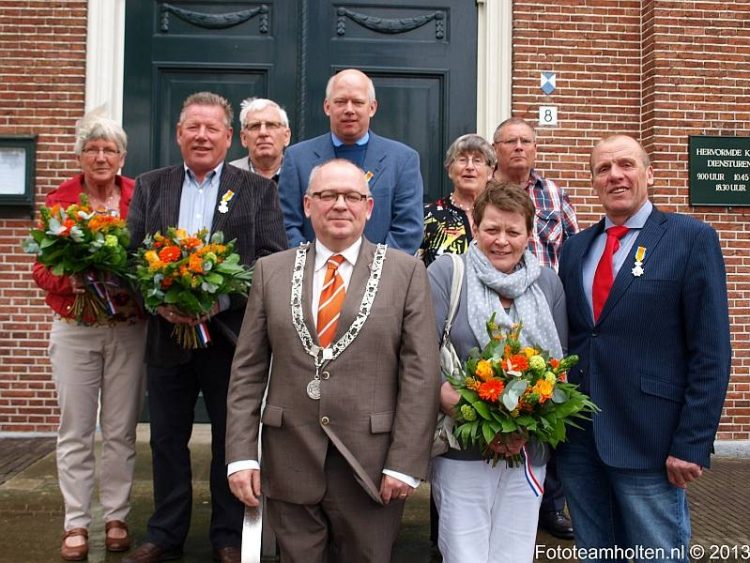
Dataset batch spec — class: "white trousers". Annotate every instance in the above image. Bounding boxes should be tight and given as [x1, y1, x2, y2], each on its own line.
[431, 456, 546, 563]
[49, 319, 147, 530]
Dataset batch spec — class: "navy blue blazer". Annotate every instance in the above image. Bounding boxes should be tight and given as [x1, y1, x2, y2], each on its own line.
[558, 207, 731, 469]
[277, 131, 424, 254]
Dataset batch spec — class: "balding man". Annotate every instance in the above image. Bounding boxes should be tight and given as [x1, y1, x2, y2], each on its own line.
[278, 68, 424, 254]
[227, 159, 439, 563]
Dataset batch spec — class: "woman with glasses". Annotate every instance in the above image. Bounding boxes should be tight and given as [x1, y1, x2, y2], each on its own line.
[32, 109, 146, 561]
[419, 134, 496, 266]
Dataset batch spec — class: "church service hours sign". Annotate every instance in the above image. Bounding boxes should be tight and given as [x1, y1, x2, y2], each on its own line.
[689, 136, 750, 206]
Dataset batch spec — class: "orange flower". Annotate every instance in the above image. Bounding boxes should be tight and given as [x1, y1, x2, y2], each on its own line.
[183, 236, 203, 249]
[158, 245, 181, 263]
[188, 253, 204, 273]
[478, 379, 505, 402]
[549, 358, 560, 369]
[557, 371, 567, 383]
[532, 379, 554, 403]
[161, 277, 174, 289]
[507, 353, 529, 372]
[474, 359, 495, 382]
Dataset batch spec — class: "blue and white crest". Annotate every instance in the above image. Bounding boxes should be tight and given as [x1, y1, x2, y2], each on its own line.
[540, 72, 556, 95]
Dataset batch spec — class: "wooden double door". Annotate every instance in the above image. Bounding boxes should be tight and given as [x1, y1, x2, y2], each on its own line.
[123, 0, 478, 201]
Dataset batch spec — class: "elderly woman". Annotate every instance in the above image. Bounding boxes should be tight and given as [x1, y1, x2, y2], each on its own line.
[32, 111, 146, 561]
[427, 181, 567, 562]
[419, 134, 496, 266]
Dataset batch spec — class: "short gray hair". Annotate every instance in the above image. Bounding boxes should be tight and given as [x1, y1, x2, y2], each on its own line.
[238, 97, 290, 128]
[179, 92, 233, 128]
[444, 134, 496, 169]
[307, 159, 369, 194]
[325, 70, 376, 103]
[492, 117, 536, 144]
[74, 108, 127, 155]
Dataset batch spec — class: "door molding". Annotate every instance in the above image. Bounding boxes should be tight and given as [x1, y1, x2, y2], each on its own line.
[88, 0, 511, 136]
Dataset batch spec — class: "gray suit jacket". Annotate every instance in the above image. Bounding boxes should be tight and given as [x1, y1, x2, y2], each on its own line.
[128, 163, 288, 367]
[226, 240, 440, 505]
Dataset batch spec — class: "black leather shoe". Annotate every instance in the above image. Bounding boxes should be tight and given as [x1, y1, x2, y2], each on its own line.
[122, 542, 183, 563]
[213, 546, 241, 563]
[539, 510, 575, 540]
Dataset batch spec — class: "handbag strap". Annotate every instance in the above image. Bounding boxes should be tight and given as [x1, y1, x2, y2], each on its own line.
[442, 253, 464, 343]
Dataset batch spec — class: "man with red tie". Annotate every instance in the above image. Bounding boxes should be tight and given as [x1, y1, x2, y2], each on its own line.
[557, 135, 731, 561]
[225, 158, 440, 562]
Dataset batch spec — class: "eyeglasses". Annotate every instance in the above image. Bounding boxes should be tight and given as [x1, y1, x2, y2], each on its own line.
[454, 155, 489, 168]
[309, 190, 370, 204]
[82, 147, 121, 157]
[494, 137, 534, 147]
[244, 121, 285, 133]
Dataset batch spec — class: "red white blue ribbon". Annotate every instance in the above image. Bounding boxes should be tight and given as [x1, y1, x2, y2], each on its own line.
[196, 321, 212, 347]
[522, 445, 544, 497]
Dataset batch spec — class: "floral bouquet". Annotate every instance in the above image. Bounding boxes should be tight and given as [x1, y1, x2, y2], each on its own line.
[131, 227, 253, 348]
[22, 194, 131, 322]
[449, 315, 598, 466]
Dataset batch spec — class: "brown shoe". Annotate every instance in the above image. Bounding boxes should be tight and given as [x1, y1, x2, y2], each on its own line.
[122, 542, 182, 563]
[60, 528, 88, 561]
[105, 520, 131, 552]
[213, 546, 241, 563]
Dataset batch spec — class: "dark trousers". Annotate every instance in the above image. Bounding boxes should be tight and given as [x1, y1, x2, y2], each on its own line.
[540, 452, 566, 513]
[145, 335, 244, 550]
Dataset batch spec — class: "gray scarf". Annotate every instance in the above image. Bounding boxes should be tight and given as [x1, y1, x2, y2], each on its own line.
[466, 242, 562, 357]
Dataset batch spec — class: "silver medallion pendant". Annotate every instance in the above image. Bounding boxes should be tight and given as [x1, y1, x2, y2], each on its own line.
[306, 378, 321, 400]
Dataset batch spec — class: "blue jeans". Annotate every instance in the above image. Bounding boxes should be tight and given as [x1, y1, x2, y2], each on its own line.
[557, 424, 691, 563]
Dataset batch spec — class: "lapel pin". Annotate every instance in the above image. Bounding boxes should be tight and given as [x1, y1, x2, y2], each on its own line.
[218, 189, 235, 214]
[631, 246, 646, 277]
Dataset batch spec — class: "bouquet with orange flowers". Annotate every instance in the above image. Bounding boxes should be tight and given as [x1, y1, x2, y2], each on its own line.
[22, 194, 131, 321]
[449, 315, 598, 466]
[131, 227, 253, 348]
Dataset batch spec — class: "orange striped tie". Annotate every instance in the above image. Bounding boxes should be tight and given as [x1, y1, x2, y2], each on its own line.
[317, 254, 346, 347]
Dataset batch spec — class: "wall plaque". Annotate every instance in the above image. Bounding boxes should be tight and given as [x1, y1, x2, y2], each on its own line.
[689, 135, 750, 206]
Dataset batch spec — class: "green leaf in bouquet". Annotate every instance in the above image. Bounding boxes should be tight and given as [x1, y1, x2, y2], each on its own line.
[204, 273, 224, 285]
[179, 291, 204, 314]
[51, 263, 65, 276]
[502, 379, 528, 411]
[210, 231, 225, 244]
[471, 399, 492, 420]
[551, 386, 568, 404]
[499, 417, 518, 433]
[40, 237, 58, 249]
[457, 388, 479, 404]
[164, 288, 181, 304]
[481, 422, 495, 446]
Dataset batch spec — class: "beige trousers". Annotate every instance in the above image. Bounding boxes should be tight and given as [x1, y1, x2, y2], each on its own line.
[49, 319, 147, 531]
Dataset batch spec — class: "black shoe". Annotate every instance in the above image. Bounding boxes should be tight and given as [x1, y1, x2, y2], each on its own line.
[539, 510, 574, 540]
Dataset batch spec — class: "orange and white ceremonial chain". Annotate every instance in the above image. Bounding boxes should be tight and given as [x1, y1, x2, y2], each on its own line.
[316, 254, 346, 348]
[290, 243, 387, 400]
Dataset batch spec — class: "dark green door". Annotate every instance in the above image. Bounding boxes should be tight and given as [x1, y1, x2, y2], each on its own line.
[123, 0, 477, 201]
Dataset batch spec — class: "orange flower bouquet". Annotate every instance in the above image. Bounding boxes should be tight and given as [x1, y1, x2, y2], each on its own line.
[22, 194, 131, 322]
[449, 315, 598, 466]
[130, 227, 252, 348]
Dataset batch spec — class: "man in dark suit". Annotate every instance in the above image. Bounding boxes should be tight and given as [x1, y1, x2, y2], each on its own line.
[557, 134, 731, 561]
[124, 92, 287, 563]
[277, 68, 424, 254]
[226, 158, 440, 563]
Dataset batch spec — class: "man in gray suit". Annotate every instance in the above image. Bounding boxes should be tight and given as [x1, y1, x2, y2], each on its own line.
[226, 159, 440, 563]
[125, 92, 287, 563]
[277, 68, 424, 254]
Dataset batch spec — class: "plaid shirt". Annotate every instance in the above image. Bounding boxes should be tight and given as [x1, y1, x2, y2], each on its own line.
[525, 169, 579, 271]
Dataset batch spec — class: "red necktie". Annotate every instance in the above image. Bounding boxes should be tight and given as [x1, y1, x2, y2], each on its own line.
[592, 225, 629, 321]
[317, 254, 346, 347]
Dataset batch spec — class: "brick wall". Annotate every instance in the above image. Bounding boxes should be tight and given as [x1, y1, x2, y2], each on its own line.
[0, 1, 88, 431]
[513, 0, 750, 439]
[1, 1, 748, 437]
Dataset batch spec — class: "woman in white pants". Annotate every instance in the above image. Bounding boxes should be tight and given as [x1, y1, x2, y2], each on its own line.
[32, 110, 146, 561]
[427, 181, 568, 562]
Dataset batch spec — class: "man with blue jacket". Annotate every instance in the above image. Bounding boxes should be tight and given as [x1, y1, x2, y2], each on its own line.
[557, 134, 731, 562]
[278, 68, 423, 254]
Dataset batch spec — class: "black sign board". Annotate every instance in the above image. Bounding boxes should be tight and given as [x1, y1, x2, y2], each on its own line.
[689, 136, 750, 206]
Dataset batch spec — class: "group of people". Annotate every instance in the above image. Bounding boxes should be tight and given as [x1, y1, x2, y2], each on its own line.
[32, 67, 731, 563]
